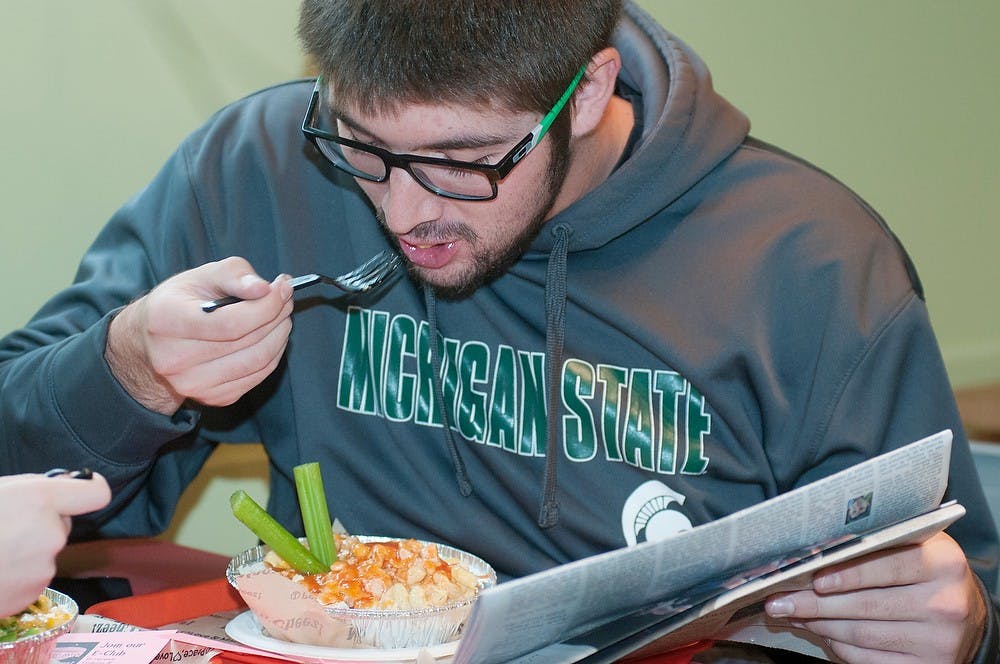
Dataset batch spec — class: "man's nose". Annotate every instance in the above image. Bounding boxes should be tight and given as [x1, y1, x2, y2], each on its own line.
[378, 167, 443, 234]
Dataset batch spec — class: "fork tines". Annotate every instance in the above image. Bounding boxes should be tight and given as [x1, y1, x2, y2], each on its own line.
[201, 249, 401, 312]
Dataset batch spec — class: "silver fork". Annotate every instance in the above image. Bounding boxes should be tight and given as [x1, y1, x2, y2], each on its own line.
[201, 250, 401, 312]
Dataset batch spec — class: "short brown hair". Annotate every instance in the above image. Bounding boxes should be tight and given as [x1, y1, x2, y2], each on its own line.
[297, 0, 623, 116]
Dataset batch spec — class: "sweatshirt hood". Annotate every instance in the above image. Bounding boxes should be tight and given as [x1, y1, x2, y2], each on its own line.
[427, 1, 751, 528]
[530, 1, 751, 253]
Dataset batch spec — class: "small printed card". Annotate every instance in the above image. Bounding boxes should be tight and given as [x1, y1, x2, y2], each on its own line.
[53, 631, 176, 664]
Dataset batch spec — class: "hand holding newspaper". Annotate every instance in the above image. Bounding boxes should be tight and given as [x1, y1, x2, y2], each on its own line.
[453, 429, 959, 664]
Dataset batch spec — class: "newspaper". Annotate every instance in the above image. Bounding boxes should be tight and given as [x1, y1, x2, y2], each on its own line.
[453, 429, 957, 664]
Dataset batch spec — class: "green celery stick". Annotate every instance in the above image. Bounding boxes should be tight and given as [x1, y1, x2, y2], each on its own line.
[294, 462, 337, 567]
[230, 490, 327, 575]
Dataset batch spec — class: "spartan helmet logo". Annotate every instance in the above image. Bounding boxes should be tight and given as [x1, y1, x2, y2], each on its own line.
[621, 480, 693, 546]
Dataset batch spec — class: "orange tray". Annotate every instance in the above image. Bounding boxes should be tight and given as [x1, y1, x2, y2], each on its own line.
[85, 577, 246, 629]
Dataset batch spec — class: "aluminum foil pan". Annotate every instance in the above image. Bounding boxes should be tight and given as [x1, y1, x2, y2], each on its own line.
[227, 536, 496, 649]
[0, 588, 78, 664]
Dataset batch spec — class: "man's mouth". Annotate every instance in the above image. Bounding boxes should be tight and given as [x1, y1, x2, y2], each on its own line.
[399, 238, 459, 269]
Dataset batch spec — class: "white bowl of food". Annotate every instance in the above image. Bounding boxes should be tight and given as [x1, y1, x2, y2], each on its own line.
[226, 534, 496, 650]
[0, 588, 78, 664]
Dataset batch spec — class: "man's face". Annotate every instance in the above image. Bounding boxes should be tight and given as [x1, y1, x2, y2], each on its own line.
[338, 100, 570, 299]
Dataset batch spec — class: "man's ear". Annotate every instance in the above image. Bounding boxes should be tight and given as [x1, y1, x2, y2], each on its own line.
[571, 47, 623, 138]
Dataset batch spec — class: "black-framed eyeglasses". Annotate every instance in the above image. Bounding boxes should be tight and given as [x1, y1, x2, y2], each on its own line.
[301, 66, 587, 201]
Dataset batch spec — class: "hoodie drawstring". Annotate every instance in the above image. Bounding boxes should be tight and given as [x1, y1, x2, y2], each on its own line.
[538, 223, 572, 528]
[423, 222, 573, 526]
[424, 287, 473, 497]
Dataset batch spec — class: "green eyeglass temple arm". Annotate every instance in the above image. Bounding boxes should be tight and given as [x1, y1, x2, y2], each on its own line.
[510, 65, 588, 166]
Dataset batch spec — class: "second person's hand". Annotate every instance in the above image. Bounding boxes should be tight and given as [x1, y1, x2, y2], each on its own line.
[105, 256, 294, 415]
[0, 471, 112, 616]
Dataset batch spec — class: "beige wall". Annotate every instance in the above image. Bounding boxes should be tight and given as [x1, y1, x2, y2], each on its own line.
[0, 0, 303, 338]
[640, 1, 1000, 387]
[2, 2, 997, 555]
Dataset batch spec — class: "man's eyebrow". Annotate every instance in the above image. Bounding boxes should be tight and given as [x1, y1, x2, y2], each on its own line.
[327, 100, 518, 152]
[423, 131, 515, 152]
